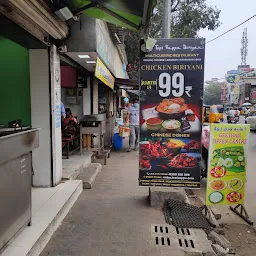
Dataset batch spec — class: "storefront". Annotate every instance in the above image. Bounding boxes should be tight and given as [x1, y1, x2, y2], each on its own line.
[60, 58, 91, 120]
[94, 57, 116, 147]
[0, 12, 65, 187]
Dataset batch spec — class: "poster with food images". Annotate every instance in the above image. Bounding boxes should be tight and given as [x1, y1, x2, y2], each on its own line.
[206, 124, 250, 205]
[139, 38, 205, 188]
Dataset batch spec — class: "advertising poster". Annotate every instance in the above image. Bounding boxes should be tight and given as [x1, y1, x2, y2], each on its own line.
[206, 124, 250, 205]
[251, 88, 256, 104]
[139, 38, 205, 189]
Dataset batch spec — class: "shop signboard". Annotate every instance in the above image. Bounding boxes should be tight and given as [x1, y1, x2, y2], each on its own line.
[206, 124, 250, 205]
[95, 57, 115, 89]
[139, 38, 205, 189]
[251, 88, 256, 104]
[227, 70, 239, 75]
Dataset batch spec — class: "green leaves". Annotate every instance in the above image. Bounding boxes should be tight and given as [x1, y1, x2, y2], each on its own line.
[148, 0, 221, 38]
[124, 0, 221, 78]
[203, 83, 223, 105]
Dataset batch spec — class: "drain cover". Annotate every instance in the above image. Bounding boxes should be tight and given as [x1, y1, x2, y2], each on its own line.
[151, 224, 213, 255]
[164, 199, 211, 230]
[151, 224, 197, 251]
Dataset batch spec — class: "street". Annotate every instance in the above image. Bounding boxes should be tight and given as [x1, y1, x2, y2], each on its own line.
[196, 115, 256, 225]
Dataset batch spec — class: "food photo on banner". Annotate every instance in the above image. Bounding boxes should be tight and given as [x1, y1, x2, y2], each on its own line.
[139, 38, 205, 189]
[206, 124, 250, 205]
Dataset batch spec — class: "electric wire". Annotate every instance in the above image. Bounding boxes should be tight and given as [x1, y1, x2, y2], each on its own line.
[206, 14, 256, 44]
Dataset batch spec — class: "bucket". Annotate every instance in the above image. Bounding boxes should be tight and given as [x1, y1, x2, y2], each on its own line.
[113, 133, 123, 150]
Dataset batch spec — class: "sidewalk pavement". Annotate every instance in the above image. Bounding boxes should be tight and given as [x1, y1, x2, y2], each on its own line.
[40, 148, 183, 256]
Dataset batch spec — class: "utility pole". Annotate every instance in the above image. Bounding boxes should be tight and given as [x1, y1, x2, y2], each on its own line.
[163, 0, 172, 38]
[241, 28, 248, 66]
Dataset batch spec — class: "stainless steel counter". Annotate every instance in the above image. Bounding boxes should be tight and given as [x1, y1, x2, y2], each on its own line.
[0, 128, 39, 165]
[0, 129, 39, 251]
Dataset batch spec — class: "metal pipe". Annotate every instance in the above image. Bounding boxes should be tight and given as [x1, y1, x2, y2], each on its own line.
[162, 0, 171, 38]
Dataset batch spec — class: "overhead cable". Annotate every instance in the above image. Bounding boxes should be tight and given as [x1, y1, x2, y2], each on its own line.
[206, 14, 256, 44]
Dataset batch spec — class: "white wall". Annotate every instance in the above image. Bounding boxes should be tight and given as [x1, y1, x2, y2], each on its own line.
[29, 49, 52, 187]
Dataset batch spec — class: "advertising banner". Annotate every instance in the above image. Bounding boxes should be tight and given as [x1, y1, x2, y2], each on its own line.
[139, 38, 205, 189]
[251, 88, 256, 104]
[206, 124, 250, 205]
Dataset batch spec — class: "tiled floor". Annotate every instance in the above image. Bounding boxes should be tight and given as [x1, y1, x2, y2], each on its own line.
[40, 148, 184, 256]
[1, 180, 82, 256]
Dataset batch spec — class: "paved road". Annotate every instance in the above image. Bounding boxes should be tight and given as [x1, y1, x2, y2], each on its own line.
[196, 115, 256, 225]
[40, 148, 182, 256]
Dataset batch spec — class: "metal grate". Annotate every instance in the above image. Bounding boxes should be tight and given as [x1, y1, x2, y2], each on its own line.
[151, 224, 197, 250]
[164, 199, 212, 230]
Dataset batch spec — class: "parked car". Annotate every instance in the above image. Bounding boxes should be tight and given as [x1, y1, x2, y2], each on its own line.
[245, 111, 256, 130]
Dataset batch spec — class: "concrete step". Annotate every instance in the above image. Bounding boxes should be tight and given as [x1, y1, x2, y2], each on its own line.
[62, 151, 92, 180]
[77, 163, 102, 189]
[1, 180, 83, 256]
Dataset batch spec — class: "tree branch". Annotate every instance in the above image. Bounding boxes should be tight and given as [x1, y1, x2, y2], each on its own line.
[171, 0, 181, 12]
[186, 0, 197, 5]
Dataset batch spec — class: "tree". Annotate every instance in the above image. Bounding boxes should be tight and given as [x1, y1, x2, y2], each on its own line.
[124, 0, 221, 78]
[203, 83, 223, 105]
[149, 0, 221, 38]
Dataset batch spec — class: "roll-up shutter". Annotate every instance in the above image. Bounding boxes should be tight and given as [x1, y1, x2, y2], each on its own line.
[0, 0, 69, 44]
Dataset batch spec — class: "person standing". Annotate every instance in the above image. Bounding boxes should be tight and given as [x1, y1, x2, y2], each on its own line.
[64, 108, 78, 126]
[125, 98, 140, 152]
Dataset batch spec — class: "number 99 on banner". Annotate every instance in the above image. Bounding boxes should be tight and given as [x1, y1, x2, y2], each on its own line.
[159, 72, 186, 98]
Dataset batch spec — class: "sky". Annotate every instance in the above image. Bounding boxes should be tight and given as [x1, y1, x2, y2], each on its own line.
[199, 0, 256, 82]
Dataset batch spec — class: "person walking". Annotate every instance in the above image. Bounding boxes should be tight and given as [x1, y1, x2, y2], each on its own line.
[125, 98, 140, 152]
[201, 125, 210, 177]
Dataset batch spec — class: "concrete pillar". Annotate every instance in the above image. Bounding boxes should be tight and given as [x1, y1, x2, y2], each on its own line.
[93, 78, 98, 114]
[50, 45, 62, 186]
[83, 77, 91, 115]
[29, 49, 52, 187]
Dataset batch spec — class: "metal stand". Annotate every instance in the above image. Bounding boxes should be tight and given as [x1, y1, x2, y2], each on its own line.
[198, 197, 219, 228]
[229, 204, 254, 225]
[200, 205, 218, 228]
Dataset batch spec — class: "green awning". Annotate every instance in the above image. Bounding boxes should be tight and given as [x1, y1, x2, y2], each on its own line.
[71, 0, 156, 30]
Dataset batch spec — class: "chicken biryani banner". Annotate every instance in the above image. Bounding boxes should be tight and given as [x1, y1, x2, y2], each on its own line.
[206, 124, 250, 205]
[139, 38, 205, 189]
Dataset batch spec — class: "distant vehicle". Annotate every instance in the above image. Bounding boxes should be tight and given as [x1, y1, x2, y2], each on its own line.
[233, 107, 240, 121]
[202, 105, 220, 123]
[238, 106, 249, 115]
[216, 105, 224, 122]
[226, 106, 233, 113]
[245, 111, 256, 130]
[227, 109, 238, 123]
